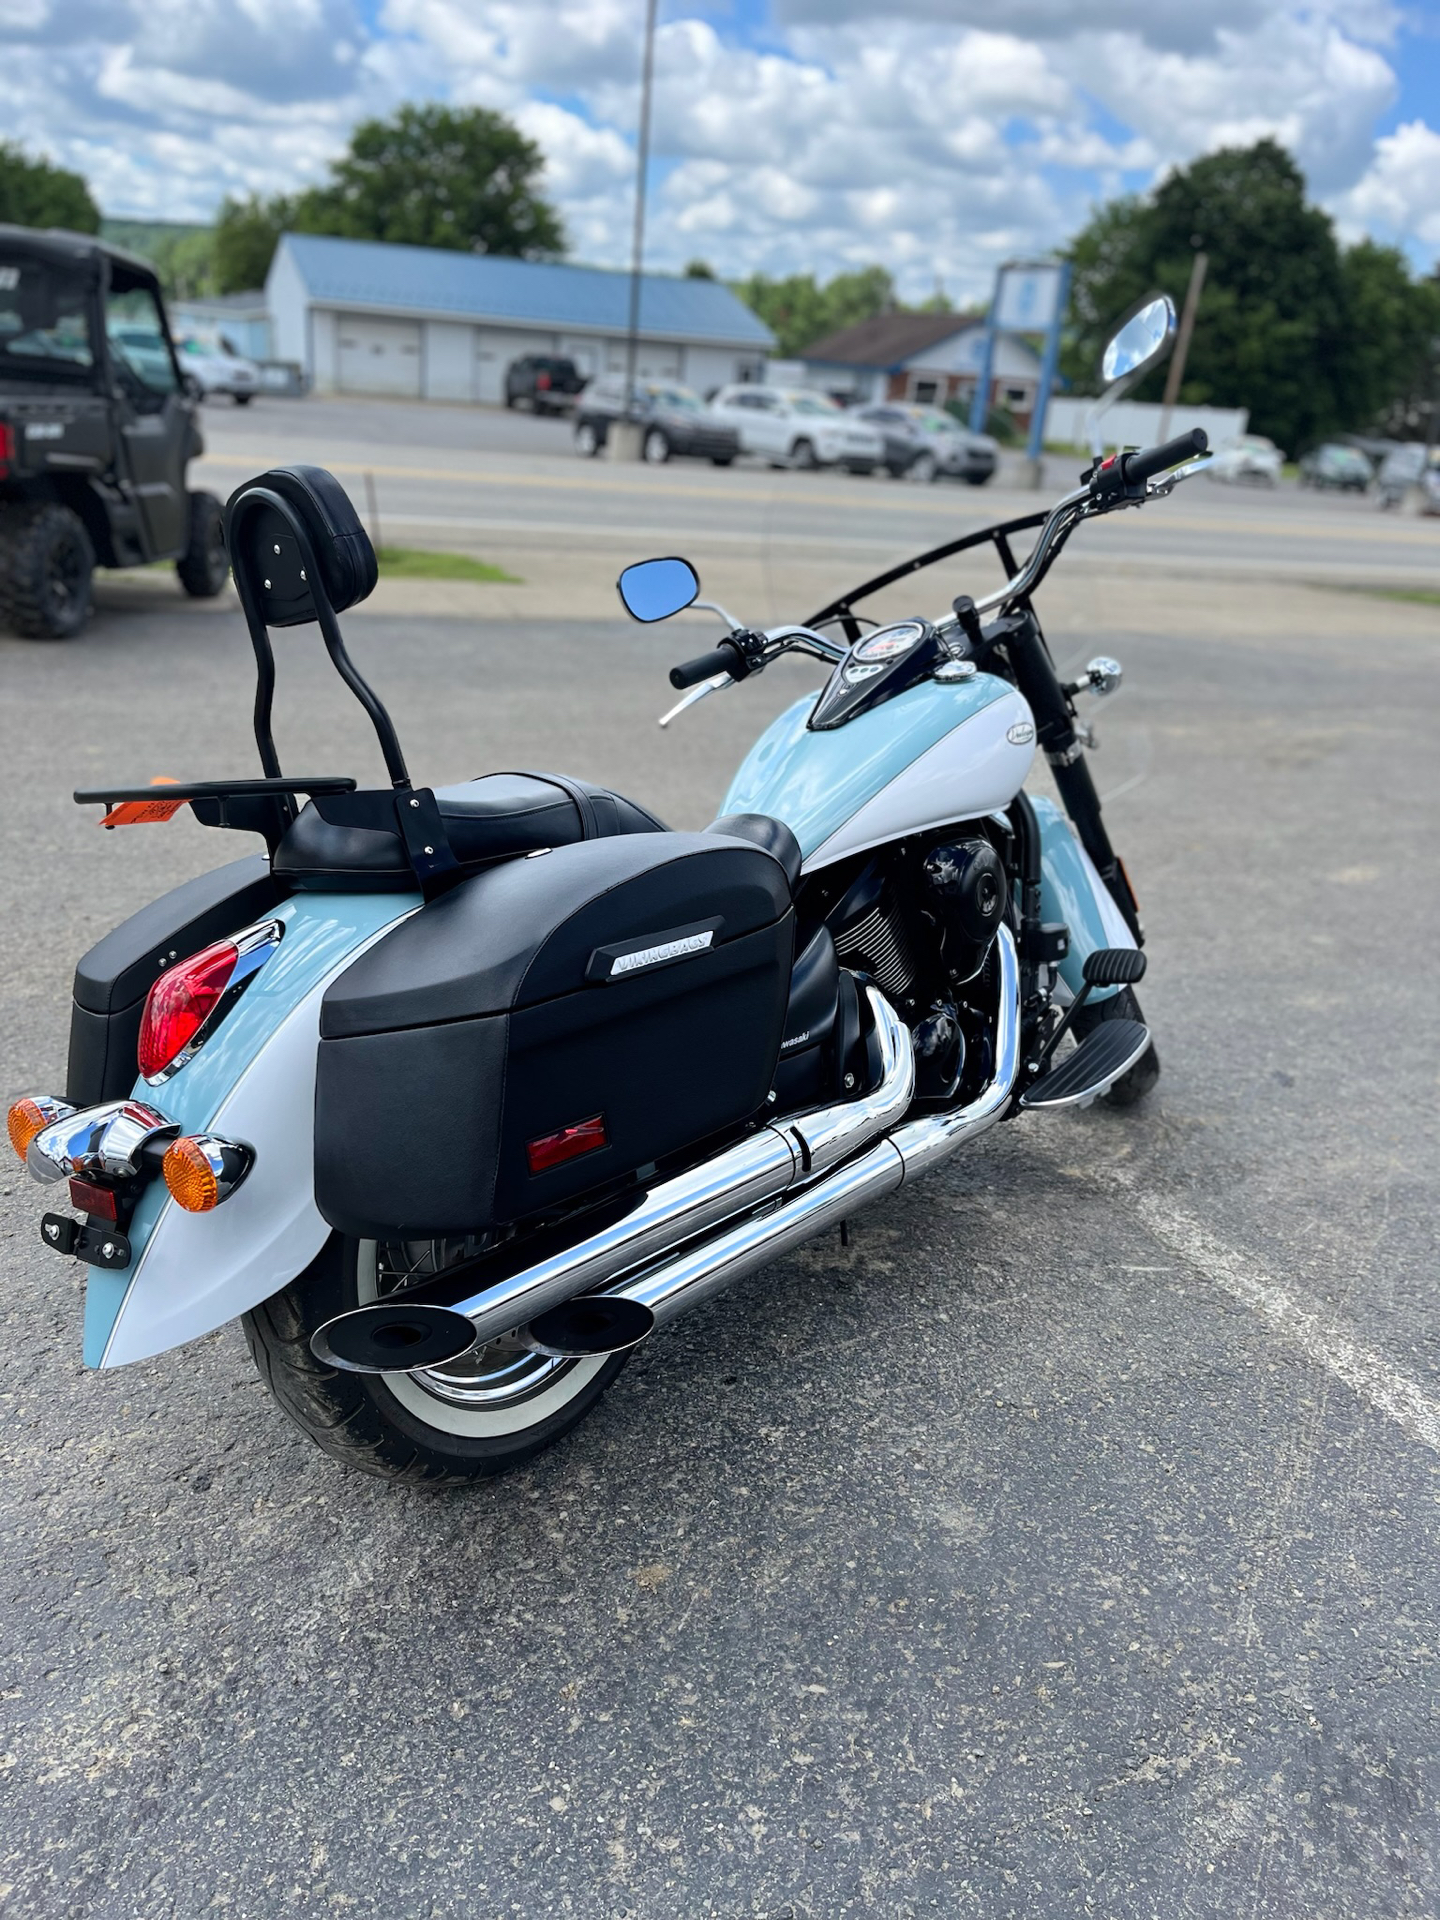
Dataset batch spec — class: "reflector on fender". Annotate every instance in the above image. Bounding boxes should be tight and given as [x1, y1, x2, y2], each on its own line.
[162, 1134, 252, 1212]
[526, 1114, 608, 1176]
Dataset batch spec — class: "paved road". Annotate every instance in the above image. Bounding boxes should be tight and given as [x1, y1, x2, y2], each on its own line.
[0, 431, 1438, 1917]
[188, 395, 1440, 596]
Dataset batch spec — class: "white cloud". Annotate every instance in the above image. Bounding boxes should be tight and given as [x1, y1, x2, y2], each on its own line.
[1332, 119, 1440, 250]
[0, 0, 1432, 283]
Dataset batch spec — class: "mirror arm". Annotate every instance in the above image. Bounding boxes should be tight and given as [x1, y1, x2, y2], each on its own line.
[693, 597, 745, 633]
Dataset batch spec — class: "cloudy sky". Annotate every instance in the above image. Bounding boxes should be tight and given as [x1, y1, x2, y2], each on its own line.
[6, 0, 1439, 299]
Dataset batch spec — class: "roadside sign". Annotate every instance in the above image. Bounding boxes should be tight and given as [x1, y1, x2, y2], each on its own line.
[969, 257, 1072, 484]
[993, 263, 1065, 334]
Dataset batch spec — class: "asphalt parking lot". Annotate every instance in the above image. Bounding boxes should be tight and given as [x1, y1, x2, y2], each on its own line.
[1, 399, 1438, 1918]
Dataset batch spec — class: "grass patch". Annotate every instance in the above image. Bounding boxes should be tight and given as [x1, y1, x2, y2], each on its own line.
[1372, 588, 1440, 607]
[1333, 585, 1440, 608]
[376, 545, 519, 583]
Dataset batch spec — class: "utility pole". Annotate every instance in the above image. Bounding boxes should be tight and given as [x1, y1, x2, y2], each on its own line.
[1158, 250, 1207, 442]
[614, 0, 660, 461]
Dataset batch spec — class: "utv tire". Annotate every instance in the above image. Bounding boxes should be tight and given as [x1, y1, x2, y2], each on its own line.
[176, 490, 229, 598]
[1071, 983, 1161, 1107]
[243, 1234, 631, 1485]
[0, 501, 94, 639]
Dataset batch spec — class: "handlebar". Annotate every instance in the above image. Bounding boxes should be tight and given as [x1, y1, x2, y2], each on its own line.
[669, 641, 742, 689]
[1121, 427, 1209, 485]
[1091, 428, 1209, 500]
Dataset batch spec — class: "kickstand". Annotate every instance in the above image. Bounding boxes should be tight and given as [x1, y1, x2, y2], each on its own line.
[840, 1219, 850, 1249]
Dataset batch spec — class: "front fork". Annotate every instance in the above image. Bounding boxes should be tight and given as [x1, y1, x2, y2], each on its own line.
[1002, 610, 1142, 944]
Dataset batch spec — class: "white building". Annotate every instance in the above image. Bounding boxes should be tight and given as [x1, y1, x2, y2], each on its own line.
[266, 233, 774, 404]
[785, 312, 1044, 423]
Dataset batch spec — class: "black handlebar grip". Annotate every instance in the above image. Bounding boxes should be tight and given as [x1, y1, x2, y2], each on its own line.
[669, 641, 741, 690]
[1121, 428, 1209, 486]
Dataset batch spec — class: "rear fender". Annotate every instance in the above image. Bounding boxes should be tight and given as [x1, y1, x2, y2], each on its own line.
[87, 890, 418, 1367]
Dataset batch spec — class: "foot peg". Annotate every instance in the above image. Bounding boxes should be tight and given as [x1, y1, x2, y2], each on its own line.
[1082, 946, 1146, 988]
[1021, 1018, 1151, 1109]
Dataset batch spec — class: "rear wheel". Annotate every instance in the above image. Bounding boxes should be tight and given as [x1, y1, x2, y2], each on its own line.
[1070, 984, 1161, 1107]
[710, 454, 734, 467]
[243, 1234, 630, 1484]
[907, 451, 937, 484]
[233, 392, 253, 407]
[643, 427, 670, 464]
[0, 500, 94, 639]
[176, 490, 228, 597]
[790, 438, 818, 470]
[575, 420, 600, 457]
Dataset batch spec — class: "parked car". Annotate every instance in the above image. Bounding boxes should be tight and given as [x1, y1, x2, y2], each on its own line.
[505, 354, 585, 414]
[854, 403, 998, 484]
[1206, 434, 1284, 486]
[709, 385, 883, 472]
[1298, 443, 1372, 492]
[573, 379, 740, 465]
[1374, 441, 1440, 511]
[175, 333, 261, 405]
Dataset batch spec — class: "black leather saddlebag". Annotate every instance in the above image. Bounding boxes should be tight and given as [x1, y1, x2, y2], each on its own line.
[314, 832, 795, 1238]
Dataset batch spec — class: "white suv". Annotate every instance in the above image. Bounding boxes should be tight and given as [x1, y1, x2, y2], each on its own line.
[709, 386, 883, 472]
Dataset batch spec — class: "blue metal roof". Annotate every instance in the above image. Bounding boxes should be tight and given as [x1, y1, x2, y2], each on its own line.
[277, 233, 774, 349]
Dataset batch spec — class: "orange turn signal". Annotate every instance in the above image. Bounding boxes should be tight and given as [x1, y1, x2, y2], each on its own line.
[7, 1098, 50, 1162]
[162, 1137, 220, 1212]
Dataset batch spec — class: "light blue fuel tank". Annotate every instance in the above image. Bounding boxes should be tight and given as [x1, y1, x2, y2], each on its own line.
[721, 671, 1036, 871]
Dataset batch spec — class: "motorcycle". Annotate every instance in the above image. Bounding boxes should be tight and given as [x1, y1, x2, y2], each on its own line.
[7, 299, 1210, 1484]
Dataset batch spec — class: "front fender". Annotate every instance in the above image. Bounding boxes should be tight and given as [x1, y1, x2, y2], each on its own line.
[87, 891, 417, 1367]
[1032, 793, 1137, 1001]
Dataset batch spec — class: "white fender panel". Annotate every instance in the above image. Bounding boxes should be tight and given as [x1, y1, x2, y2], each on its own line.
[101, 977, 332, 1367]
[803, 689, 1036, 872]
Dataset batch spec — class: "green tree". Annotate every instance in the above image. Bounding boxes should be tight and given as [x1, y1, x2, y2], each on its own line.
[213, 194, 296, 294]
[1062, 138, 1437, 452]
[732, 265, 897, 358]
[684, 258, 716, 279]
[1337, 240, 1440, 436]
[0, 141, 99, 233]
[295, 104, 564, 259]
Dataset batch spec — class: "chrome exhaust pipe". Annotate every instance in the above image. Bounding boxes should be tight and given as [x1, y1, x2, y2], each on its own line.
[583, 926, 1020, 1341]
[313, 984, 914, 1372]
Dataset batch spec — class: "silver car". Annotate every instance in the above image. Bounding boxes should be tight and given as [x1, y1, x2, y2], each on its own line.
[855, 404, 999, 485]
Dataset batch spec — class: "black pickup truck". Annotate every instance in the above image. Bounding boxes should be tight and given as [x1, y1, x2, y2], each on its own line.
[0, 225, 229, 639]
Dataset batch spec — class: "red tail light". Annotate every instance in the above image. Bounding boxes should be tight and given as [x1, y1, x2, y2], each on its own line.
[526, 1114, 607, 1176]
[138, 940, 239, 1081]
[0, 422, 13, 478]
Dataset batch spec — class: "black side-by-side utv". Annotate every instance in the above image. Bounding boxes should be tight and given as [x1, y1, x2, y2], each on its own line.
[0, 225, 229, 639]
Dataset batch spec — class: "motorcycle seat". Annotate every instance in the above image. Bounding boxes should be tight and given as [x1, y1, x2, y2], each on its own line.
[275, 771, 667, 890]
[706, 812, 803, 891]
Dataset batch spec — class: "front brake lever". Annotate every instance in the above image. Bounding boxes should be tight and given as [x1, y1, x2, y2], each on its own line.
[658, 671, 733, 729]
[1147, 456, 1212, 498]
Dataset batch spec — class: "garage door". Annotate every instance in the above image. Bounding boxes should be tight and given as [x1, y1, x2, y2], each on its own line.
[336, 317, 421, 397]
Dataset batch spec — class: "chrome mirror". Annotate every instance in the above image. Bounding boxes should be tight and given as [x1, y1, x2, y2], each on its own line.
[1087, 294, 1178, 457]
[1101, 295, 1177, 384]
[617, 556, 700, 624]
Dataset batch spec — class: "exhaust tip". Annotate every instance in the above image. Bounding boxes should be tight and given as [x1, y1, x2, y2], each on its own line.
[520, 1295, 654, 1357]
[312, 1302, 479, 1374]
